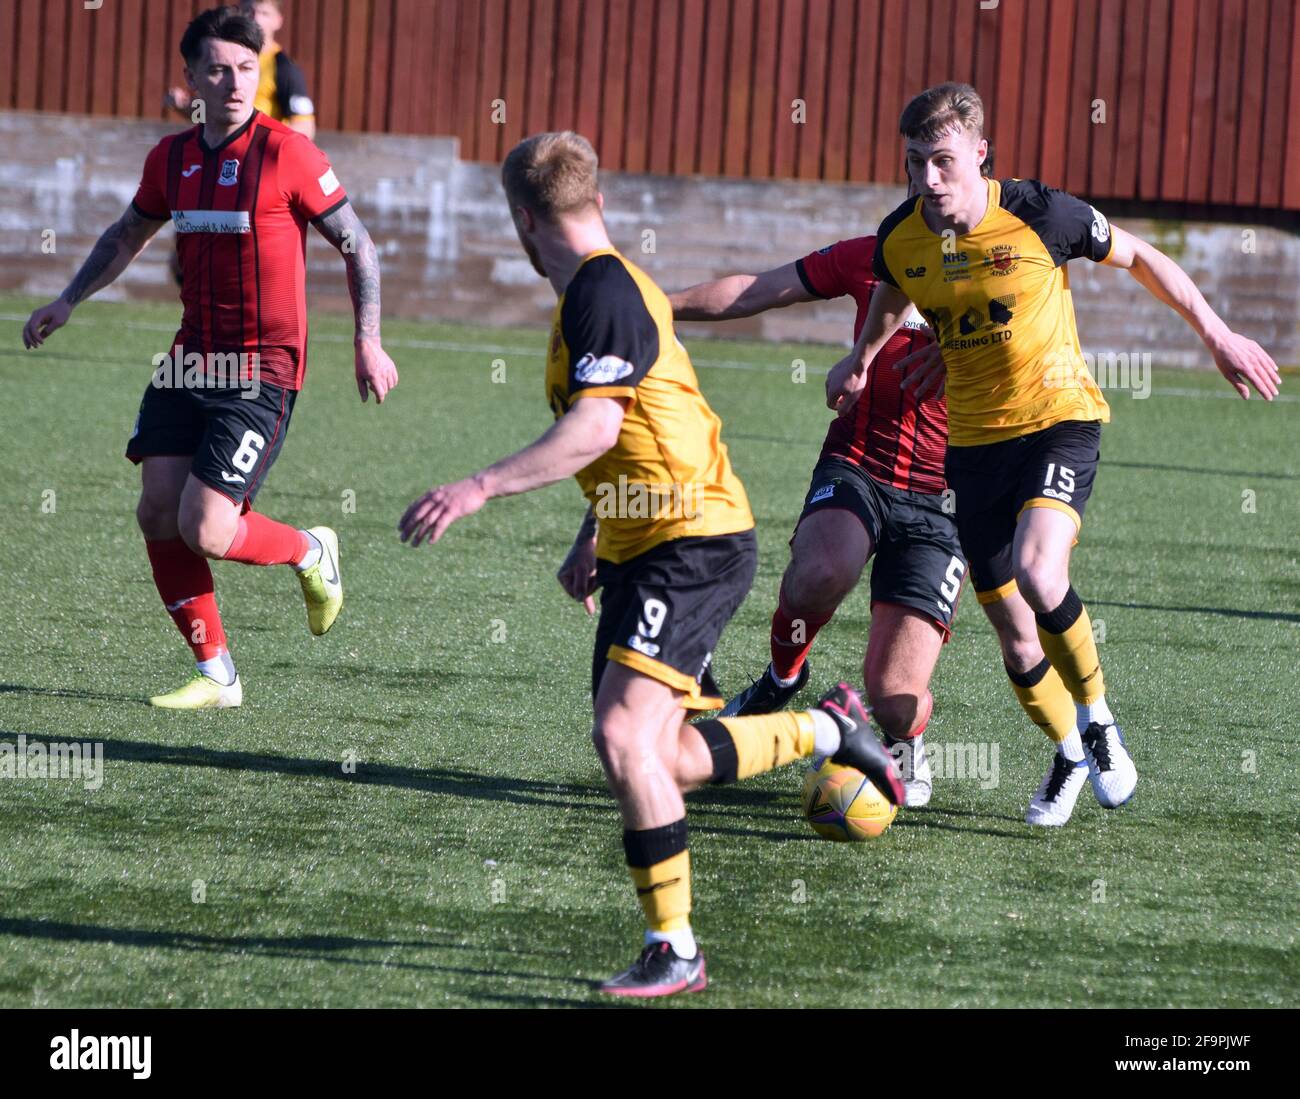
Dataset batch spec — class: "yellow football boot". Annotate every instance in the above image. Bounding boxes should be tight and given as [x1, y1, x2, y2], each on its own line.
[149, 672, 243, 709]
[297, 525, 343, 636]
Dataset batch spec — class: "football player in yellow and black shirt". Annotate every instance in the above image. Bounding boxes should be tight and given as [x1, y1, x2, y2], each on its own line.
[399, 132, 903, 998]
[167, 2, 316, 140]
[828, 83, 1281, 827]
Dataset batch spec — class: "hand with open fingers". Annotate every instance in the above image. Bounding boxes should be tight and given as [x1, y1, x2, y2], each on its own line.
[399, 477, 488, 547]
[23, 298, 72, 349]
[356, 339, 399, 404]
[825, 353, 867, 417]
[557, 535, 599, 615]
[894, 340, 947, 400]
[1208, 330, 1282, 401]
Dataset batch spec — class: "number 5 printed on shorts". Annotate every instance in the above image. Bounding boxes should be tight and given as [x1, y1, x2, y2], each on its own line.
[223, 429, 265, 485]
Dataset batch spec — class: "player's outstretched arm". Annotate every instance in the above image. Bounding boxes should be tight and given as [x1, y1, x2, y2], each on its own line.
[669, 263, 814, 321]
[313, 201, 399, 404]
[398, 396, 626, 548]
[825, 280, 913, 415]
[22, 205, 163, 349]
[1105, 225, 1281, 401]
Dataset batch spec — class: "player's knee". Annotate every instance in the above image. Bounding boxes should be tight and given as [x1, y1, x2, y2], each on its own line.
[1013, 555, 1067, 612]
[136, 494, 178, 541]
[591, 712, 645, 785]
[178, 510, 234, 559]
[785, 555, 855, 615]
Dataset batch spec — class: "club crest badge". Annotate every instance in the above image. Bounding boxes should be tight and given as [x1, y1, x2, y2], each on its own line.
[218, 159, 240, 187]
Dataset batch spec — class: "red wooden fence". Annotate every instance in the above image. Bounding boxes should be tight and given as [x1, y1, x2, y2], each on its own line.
[3, 0, 1298, 210]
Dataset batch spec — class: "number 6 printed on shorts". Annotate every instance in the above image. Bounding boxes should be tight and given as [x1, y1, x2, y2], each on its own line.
[227, 429, 265, 483]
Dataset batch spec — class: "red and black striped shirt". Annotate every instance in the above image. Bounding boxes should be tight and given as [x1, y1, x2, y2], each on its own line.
[796, 236, 948, 496]
[131, 110, 348, 391]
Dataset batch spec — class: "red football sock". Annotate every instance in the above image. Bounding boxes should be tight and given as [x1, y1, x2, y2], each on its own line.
[145, 537, 227, 661]
[769, 598, 833, 681]
[223, 512, 309, 567]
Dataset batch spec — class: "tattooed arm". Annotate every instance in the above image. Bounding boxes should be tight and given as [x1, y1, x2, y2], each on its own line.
[22, 205, 164, 349]
[314, 201, 398, 403]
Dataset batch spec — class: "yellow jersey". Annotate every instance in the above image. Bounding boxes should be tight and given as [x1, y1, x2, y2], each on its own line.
[255, 45, 315, 124]
[546, 249, 754, 564]
[873, 178, 1113, 446]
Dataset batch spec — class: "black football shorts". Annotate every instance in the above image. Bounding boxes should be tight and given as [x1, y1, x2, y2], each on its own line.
[796, 457, 966, 634]
[125, 377, 297, 510]
[593, 530, 757, 710]
[944, 419, 1101, 600]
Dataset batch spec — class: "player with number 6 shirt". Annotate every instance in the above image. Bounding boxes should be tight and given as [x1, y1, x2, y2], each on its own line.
[21, 5, 399, 709]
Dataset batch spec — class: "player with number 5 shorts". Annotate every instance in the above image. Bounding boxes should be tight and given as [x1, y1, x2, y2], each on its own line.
[669, 168, 1006, 810]
[828, 84, 1282, 826]
[21, 6, 400, 709]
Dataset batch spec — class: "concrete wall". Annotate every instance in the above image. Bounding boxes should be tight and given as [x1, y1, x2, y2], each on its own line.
[3, 111, 1298, 368]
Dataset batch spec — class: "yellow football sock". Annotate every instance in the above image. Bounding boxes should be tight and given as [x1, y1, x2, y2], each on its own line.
[1005, 658, 1078, 745]
[624, 820, 691, 932]
[693, 712, 816, 784]
[1036, 587, 1105, 704]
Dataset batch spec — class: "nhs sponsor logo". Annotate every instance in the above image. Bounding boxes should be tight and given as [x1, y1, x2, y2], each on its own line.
[172, 210, 251, 235]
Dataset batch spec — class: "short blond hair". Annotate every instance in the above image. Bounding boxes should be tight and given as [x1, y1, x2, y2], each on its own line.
[899, 83, 985, 142]
[502, 132, 600, 221]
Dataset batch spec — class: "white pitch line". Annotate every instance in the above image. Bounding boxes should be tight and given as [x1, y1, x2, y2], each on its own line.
[2, 313, 1295, 398]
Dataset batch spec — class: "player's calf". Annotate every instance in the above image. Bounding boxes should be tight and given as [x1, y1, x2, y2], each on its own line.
[871, 689, 933, 808]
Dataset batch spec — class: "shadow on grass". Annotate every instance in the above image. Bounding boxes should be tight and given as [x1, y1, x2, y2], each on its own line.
[0, 917, 591, 995]
[0, 729, 807, 841]
[1089, 600, 1300, 625]
[0, 683, 148, 706]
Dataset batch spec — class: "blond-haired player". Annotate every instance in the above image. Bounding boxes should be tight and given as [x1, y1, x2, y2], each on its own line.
[399, 132, 903, 997]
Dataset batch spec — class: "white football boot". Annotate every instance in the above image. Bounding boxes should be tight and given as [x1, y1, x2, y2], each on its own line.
[887, 734, 933, 808]
[1025, 752, 1089, 826]
[1080, 721, 1137, 808]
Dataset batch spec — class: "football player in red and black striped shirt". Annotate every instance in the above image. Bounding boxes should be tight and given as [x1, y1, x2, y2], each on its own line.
[672, 164, 1008, 806]
[22, 6, 398, 710]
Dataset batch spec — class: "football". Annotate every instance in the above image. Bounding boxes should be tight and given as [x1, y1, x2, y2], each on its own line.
[800, 760, 899, 842]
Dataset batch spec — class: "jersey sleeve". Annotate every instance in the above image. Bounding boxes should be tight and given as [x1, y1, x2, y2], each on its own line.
[1001, 179, 1114, 266]
[796, 237, 877, 300]
[131, 140, 171, 221]
[560, 259, 660, 401]
[280, 133, 348, 222]
[275, 53, 316, 120]
[871, 197, 917, 287]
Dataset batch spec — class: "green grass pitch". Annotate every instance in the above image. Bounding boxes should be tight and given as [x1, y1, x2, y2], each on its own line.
[0, 295, 1296, 1008]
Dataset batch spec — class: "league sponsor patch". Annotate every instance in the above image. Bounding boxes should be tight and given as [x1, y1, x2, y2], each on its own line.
[574, 353, 634, 385]
[318, 168, 340, 197]
[289, 95, 316, 116]
[1090, 205, 1110, 244]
